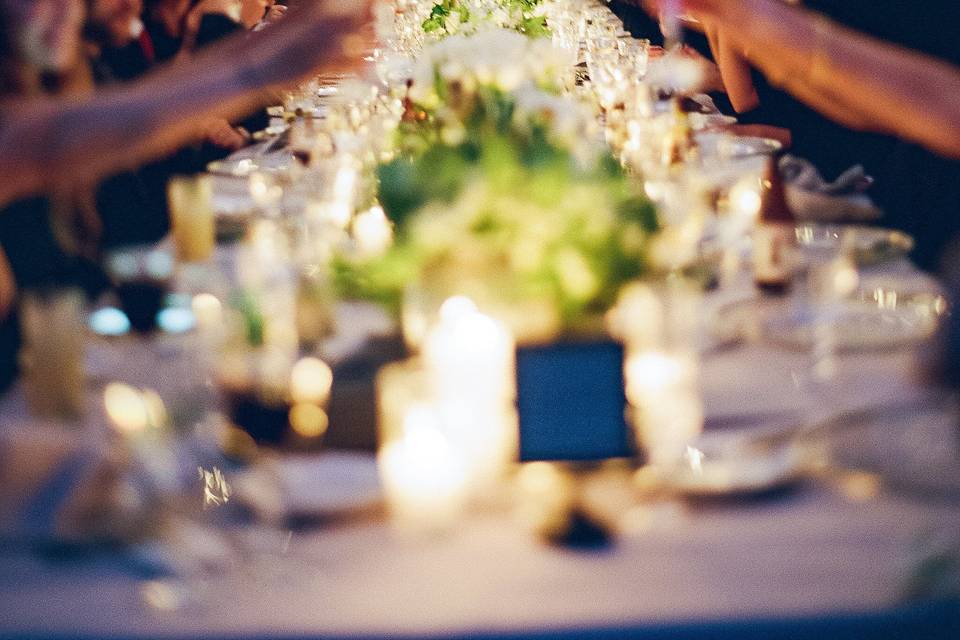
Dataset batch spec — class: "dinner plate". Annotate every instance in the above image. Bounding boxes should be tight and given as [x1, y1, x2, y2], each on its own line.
[251, 123, 289, 142]
[794, 223, 914, 265]
[659, 436, 812, 498]
[234, 451, 382, 520]
[688, 112, 737, 130]
[694, 132, 783, 159]
[207, 149, 296, 177]
[761, 296, 941, 351]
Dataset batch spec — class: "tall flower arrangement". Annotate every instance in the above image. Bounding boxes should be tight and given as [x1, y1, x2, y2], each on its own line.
[336, 24, 658, 340]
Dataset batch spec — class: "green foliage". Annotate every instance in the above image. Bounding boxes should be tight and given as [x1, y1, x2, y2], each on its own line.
[421, 0, 551, 38]
[422, 0, 471, 33]
[336, 86, 657, 330]
[230, 290, 265, 347]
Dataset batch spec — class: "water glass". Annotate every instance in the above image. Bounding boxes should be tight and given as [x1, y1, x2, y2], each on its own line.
[19, 289, 86, 420]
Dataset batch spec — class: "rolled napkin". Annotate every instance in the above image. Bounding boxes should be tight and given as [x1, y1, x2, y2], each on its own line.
[780, 154, 883, 222]
[0, 426, 160, 546]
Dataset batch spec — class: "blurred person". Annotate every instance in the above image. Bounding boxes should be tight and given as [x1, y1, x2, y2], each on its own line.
[84, 0, 143, 49]
[653, 0, 960, 159]
[0, 0, 374, 206]
[0, 0, 373, 392]
[635, 0, 960, 269]
[239, 0, 285, 30]
[0, 0, 112, 391]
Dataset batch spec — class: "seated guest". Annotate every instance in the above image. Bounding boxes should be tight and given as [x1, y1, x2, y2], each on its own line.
[0, 0, 374, 206]
[138, 0, 280, 152]
[0, 0, 112, 390]
[0, 0, 373, 391]
[83, 0, 173, 248]
[637, 0, 960, 269]
[664, 0, 960, 160]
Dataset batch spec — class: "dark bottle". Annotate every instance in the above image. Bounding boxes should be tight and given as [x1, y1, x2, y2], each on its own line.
[752, 156, 796, 295]
[116, 279, 167, 333]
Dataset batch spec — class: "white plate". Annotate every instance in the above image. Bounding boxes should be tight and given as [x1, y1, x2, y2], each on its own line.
[795, 224, 914, 265]
[762, 298, 941, 351]
[662, 436, 811, 497]
[235, 451, 381, 520]
[688, 112, 737, 130]
[207, 149, 296, 177]
[695, 132, 782, 158]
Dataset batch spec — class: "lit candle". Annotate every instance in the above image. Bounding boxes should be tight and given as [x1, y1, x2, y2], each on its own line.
[352, 205, 393, 257]
[378, 405, 468, 533]
[167, 175, 214, 263]
[104, 382, 150, 434]
[423, 297, 516, 487]
[625, 351, 703, 468]
[191, 293, 223, 332]
[289, 356, 333, 405]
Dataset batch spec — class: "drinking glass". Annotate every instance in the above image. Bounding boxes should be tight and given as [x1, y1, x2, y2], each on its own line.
[167, 175, 215, 264]
[19, 289, 86, 420]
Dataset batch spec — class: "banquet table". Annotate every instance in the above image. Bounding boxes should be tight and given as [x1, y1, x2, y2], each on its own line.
[1, 241, 959, 640]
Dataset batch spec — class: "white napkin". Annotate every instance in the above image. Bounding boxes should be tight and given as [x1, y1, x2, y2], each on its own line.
[0, 426, 160, 545]
[780, 155, 882, 222]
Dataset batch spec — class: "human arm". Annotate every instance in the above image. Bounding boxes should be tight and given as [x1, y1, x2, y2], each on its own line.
[0, 0, 372, 205]
[676, 0, 960, 158]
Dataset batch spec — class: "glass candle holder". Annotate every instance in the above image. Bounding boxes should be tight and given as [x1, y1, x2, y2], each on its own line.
[19, 289, 86, 420]
[167, 175, 215, 263]
[376, 362, 468, 534]
[610, 281, 705, 468]
[104, 244, 175, 334]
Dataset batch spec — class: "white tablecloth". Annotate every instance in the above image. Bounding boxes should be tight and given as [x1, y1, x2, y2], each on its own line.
[0, 255, 958, 639]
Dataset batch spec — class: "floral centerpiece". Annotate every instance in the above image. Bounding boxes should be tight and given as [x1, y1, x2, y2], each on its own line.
[335, 29, 658, 341]
[421, 0, 551, 39]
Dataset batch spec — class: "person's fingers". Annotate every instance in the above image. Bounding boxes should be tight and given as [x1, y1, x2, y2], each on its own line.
[211, 128, 246, 150]
[0, 248, 16, 322]
[715, 30, 759, 112]
[246, 1, 374, 84]
[703, 19, 721, 62]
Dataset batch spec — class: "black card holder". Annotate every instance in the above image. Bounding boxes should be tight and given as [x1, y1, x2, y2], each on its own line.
[516, 339, 635, 462]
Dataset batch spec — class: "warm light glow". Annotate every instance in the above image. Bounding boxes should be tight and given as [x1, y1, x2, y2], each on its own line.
[290, 357, 334, 404]
[729, 180, 762, 220]
[327, 201, 353, 229]
[289, 403, 329, 438]
[832, 261, 859, 297]
[438, 295, 478, 323]
[428, 297, 510, 363]
[249, 173, 282, 207]
[352, 205, 393, 256]
[192, 293, 223, 331]
[838, 470, 882, 502]
[141, 389, 168, 429]
[626, 351, 703, 468]
[684, 445, 705, 475]
[517, 461, 564, 495]
[333, 166, 357, 203]
[199, 466, 231, 508]
[378, 405, 468, 531]
[419, 298, 517, 490]
[625, 352, 688, 403]
[104, 382, 149, 434]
